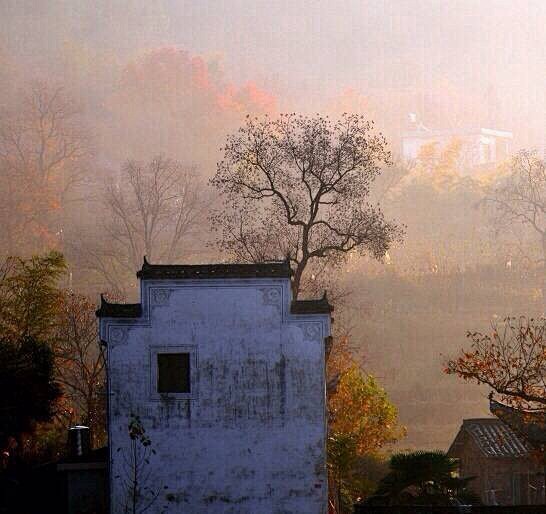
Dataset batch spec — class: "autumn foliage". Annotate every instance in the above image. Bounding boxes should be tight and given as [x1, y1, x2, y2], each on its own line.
[329, 366, 405, 455]
[327, 335, 405, 510]
[445, 316, 546, 411]
[0, 82, 89, 256]
[106, 47, 276, 165]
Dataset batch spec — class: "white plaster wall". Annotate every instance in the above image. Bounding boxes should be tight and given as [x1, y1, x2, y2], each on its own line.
[101, 278, 329, 514]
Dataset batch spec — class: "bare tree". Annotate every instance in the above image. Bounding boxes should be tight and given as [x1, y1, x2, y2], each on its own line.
[0, 82, 89, 255]
[210, 113, 403, 297]
[52, 292, 106, 445]
[486, 151, 546, 305]
[74, 156, 204, 295]
[116, 414, 167, 514]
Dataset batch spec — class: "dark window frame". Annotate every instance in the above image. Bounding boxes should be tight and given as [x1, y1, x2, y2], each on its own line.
[157, 352, 191, 393]
[149, 345, 197, 400]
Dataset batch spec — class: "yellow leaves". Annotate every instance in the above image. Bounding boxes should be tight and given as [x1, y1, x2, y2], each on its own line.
[329, 365, 405, 456]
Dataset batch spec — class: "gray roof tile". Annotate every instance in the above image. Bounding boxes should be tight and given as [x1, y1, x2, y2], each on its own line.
[463, 418, 530, 458]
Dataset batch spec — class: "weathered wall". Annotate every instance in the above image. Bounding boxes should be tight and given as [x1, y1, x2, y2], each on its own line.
[100, 278, 329, 513]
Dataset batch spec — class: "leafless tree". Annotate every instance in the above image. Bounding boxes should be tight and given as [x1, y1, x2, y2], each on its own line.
[210, 113, 403, 297]
[0, 81, 89, 254]
[52, 292, 106, 445]
[486, 151, 546, 305]
[116, 414, 167, 514]
[74, 156, 205, 295]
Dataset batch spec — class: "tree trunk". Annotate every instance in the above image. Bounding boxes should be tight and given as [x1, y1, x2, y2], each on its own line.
[292, 270, 301, 299]
[132, 439, 138, 514]
[291, 252, 310, 300]
[542, 235, 546, 314]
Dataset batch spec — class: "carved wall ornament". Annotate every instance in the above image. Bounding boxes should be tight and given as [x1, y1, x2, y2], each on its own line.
[151, 288, 172, 307]
[109, 326, 128, 346]
[260, 287, 282, 311]
[300, 322, 322, 342]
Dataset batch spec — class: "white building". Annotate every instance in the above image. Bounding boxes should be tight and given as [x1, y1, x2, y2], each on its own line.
[97, 258, 331, 513]
[402, 124, 513, 167]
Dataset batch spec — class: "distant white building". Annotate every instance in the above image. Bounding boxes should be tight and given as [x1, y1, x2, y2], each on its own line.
[402, 120, 513, 167]
[97, 259, 331, 513]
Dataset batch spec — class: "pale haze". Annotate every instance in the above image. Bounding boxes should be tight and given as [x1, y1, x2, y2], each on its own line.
[1, 0, 546, 451]
[2, 1, 545, 151]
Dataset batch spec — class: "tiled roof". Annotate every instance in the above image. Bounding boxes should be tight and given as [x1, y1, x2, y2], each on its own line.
[490, 398, 546, 446]
[97, 260, 332, 318]
[462, 418, 530, 458]
[291, 294, 333, 314]
[95, 295, 142, 318]
[136, 257, 292, 280]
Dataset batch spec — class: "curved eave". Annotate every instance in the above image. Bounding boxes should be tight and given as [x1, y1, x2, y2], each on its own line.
[290, 299, 333, 315]
[95, 295, 142, 319]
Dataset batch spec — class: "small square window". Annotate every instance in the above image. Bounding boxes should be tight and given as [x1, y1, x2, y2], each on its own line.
[150, 346, 196, 400]
[157, 353, 190, 393]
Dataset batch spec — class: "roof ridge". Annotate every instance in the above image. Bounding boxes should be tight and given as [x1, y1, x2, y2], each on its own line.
[137, 257, 292, 280]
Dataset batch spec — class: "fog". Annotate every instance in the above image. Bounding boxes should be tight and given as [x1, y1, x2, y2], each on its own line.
[1, 0, 545, 449]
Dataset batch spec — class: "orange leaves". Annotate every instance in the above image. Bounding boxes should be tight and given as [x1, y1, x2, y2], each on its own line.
[0, 82, 87, 254]
[107, 47, 277, 164]
[217, 82, 276, 115]
[445, 316, 546, 411]
[117, 47, 276, 119]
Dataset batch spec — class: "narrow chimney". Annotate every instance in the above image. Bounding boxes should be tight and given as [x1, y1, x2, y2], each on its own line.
[67, 425, 91, 457]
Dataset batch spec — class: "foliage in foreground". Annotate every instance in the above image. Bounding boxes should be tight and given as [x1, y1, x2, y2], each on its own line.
[0, 251, 106, 464]
[0, 251, 67, 341]
[328, 363, 405, 510]
[0, 336, 61, 454]
[368, 451, 479, 506]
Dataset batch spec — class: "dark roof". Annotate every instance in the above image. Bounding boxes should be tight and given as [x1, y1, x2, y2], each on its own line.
[96, 295, 142, 318]
[97, 296, 333, 318]
[455, 418, 531, 458]
[291, 293, 333, 314]
[490, 398, 546, 446]
[136, 256, 292, 280]
[97, 259, 332, 319]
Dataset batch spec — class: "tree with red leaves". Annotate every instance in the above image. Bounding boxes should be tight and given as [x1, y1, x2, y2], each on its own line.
[445, 316, 546, 411]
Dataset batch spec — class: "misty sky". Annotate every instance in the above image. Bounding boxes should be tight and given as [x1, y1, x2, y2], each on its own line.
[1, 0, 545, 147]
[2, 0, 546, 451]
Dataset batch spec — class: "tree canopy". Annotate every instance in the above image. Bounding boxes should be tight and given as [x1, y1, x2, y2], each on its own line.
[446, 316, 546, 411]
[0, 82, 89, 255]
[485, 151, 546, 306]
[329, 365, 405, 455]
[0, 335, 61, 452]
[370, 451, 478, 506]
[0, 250, 66, 341]
[328, 363, 405, 509]
[52, 292, 105, 442]
[74, 156, 204, 295]
[211, 113, 403, 297]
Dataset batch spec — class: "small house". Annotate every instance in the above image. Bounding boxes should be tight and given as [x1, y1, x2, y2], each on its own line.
[448, 418, 544, 505]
